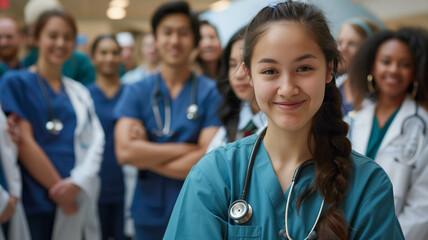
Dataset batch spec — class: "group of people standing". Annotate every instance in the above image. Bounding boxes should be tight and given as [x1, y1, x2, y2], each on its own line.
[1, 0, 428, 240]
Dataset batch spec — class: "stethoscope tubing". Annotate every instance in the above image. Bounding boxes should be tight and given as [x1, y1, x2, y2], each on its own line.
[395, 103, 426, 167]
[151, 73, 198, 137]
[230, 127, 325, 239]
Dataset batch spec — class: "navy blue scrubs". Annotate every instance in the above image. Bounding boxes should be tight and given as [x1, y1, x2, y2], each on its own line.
[114, 73, 222, 239]
[0, 70, 77, 240]
[88, 84, 129, 240]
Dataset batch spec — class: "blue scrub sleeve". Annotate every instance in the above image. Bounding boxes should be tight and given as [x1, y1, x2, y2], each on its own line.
[164, 165, 228, 239]
[0, 72, 30, 120]
[114, 84, 143, 120]
[201, 88, 222, 129]
[350, 182, 404, 239]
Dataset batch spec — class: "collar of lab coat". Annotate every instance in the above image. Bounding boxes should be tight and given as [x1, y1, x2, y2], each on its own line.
[350, 96, 421, 157]
[237, 101, 267, 132]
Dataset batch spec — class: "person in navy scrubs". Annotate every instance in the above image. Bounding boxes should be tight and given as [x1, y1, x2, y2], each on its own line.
[164, 2, 403, 239]
[114, 1, 222, 239]
[87, 34, 129, 240]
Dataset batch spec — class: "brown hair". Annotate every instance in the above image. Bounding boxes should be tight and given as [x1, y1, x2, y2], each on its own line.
[34, 9, 77, 41]
[243, 1, 352, 239]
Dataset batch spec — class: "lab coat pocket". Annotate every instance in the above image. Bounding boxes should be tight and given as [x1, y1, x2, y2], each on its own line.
[388, 160, 412, 213]
[78, 119, 93, 150]
[228, 225, 261, 240]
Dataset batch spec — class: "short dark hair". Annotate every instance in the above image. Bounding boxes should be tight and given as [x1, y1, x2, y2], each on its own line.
[151, 1, 200, 47]
[34, 9, 77, 41]
[90, 34, 120, 56]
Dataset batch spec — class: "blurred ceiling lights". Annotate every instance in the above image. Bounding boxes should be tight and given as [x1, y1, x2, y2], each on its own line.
[107, 0, 129, 20]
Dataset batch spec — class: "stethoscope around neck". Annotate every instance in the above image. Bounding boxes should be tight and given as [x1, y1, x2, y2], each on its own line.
[228, 128, 325, 240]
[36, 69, 63, 135]
[151, 73, 198, 137]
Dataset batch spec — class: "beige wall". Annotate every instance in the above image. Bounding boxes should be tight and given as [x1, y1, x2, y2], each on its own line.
[384, 13, 428, 30]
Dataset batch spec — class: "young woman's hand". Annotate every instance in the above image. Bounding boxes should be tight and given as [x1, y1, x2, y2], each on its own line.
[49, 178, 81, 215]
[0, 195, 18, 223]
[6, 113, 20, 144]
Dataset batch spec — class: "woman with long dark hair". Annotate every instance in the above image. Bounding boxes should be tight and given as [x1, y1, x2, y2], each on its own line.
[207, 26, 266, 152]
[164, 1, 403, 239]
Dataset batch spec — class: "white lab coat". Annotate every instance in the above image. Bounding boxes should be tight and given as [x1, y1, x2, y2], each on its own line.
[346, 96, 428, 240]
[49, 77, 105, 240]
[0, 109, 31, 240]
[206, 101, 267, 153]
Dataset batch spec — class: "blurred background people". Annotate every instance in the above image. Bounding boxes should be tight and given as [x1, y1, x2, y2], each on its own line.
[116, 32, 136, 74]
[0, 107, 30, 240]
[0, 15, 24, 76]
[207, 26, 266, 152]
[347, 27, 428, 240]
[88, 34, 129, 240]
[21, 0, 96, 85]
[114, 2, 222, 239]
[0, 9, 104, 240]
[337, 18, 379, 115]
[121, 32, 159, 84]
[75, 34, 89, 55]
[196, 20, 222, 80]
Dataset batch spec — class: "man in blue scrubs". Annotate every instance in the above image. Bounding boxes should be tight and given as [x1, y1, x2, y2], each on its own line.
[114, 1, 222, 239]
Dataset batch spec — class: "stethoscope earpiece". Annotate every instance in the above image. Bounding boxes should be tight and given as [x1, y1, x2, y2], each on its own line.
[228, 199, 252, 224]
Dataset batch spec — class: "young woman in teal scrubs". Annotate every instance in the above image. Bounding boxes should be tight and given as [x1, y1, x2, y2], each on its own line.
[164, 1, 403, 239]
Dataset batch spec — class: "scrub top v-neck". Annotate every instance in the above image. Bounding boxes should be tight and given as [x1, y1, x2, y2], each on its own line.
[114, 73, 222, 230]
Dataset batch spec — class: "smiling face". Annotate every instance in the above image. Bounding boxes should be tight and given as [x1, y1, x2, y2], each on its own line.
[372, 39, 415, 100]
[155, 13, 194, 68]
[0, 17, 21, 61]
[141, 34, 158, 64]
[337, 23, 364, 74]
[93, 38, 121, 77]
[198, 24, 222, 63]
[37, 16, 75, 67]
[249, 21, 332, 133]
[229, 39, 253, 101]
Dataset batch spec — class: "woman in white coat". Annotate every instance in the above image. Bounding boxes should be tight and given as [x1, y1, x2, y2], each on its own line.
[0, 9, 104, 240]
[0, 108, 30, 240]
[346, 27, 428, 240]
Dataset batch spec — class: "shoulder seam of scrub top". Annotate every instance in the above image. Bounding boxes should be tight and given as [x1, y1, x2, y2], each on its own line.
[190, 164, 228, 216]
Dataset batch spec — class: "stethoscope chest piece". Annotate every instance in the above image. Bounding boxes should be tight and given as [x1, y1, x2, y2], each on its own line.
[186, 104, 198, 120]
[46, 118, 63, 135]
[228, 199, 253, 224]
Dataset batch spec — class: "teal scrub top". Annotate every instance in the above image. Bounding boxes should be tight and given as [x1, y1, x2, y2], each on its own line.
[366, 109, 399, 159]
[164, 134, 404, 239]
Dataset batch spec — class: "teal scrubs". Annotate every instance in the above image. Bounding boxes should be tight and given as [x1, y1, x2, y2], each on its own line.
[366, 109, 399, 159]
[164, 134, 404, 239]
